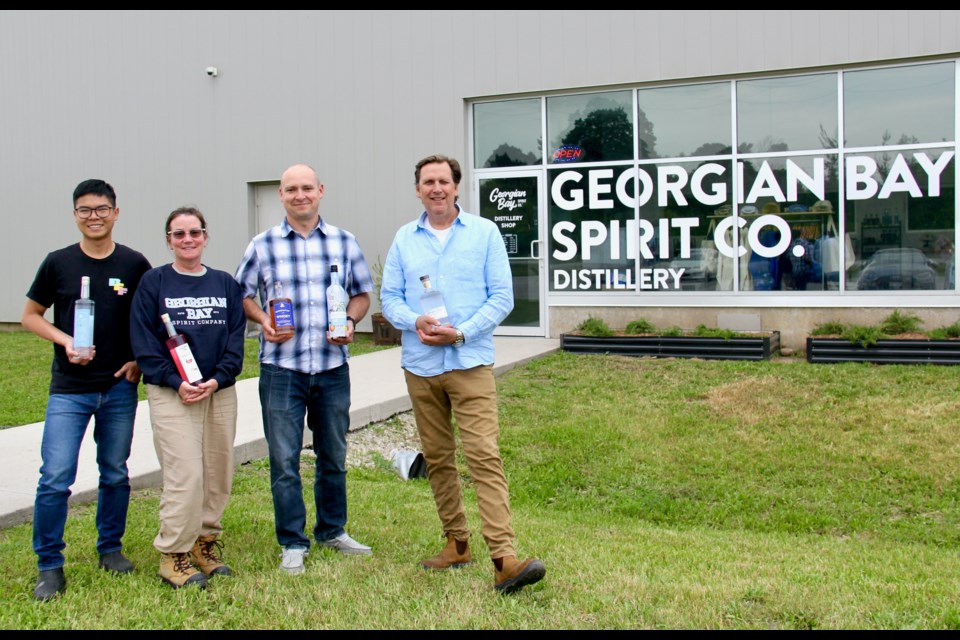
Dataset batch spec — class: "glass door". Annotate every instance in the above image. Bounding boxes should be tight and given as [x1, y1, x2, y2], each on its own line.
[476, 171, 545, 335]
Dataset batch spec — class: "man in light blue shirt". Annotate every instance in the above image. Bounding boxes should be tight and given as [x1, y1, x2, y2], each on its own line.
[381, 154, 545, 594]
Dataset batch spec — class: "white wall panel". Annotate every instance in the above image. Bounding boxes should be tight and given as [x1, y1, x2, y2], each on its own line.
[2, 10, 959, 324]
[817, 11, 851, 64]
[708, 12, 738, 76]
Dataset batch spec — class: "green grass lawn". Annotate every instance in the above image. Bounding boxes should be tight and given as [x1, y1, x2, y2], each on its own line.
[1, 341, 960, 628]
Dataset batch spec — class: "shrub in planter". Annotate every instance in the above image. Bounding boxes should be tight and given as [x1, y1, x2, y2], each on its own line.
[880, 310, 923, 335]
[807, 311, 960, 364]
[624, 318, 657, 335]
[576, 316, 615, 337]
[563, 317, 779, 361]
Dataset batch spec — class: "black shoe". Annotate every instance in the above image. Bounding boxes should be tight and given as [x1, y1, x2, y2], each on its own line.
[99, 551, 135, 574]
[34, 568, 66, 601]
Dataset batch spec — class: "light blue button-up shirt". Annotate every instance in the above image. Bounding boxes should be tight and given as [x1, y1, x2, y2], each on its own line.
[381, 207, 513, 377]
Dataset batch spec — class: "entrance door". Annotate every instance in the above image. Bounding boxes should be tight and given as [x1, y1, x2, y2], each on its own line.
[476, 172, 545, 335]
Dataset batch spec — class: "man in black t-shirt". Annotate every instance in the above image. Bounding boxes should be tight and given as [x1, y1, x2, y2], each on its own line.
[22, 179, 151, 601]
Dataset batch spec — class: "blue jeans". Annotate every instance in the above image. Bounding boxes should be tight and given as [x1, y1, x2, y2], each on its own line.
[259, 363, 351, 549]
[33, 379, 138, 571]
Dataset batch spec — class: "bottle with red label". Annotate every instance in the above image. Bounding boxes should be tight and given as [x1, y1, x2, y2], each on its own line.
[161, 313, 203, 384]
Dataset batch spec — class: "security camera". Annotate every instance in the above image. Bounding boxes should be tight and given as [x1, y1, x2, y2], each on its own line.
[205, 66, 219, 77]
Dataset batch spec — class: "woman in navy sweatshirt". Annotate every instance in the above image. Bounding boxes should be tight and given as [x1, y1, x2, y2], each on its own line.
[130, 206, 245, 590]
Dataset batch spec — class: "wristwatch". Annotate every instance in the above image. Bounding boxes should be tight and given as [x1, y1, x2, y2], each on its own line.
[346, 316, 356, 328]
[453, 329, 465, 348]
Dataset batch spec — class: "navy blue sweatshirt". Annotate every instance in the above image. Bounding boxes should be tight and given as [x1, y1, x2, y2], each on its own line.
[130, 264, 245, 391]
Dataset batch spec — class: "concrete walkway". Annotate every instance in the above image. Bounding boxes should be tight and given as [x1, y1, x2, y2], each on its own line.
[0, 336, 559, 529]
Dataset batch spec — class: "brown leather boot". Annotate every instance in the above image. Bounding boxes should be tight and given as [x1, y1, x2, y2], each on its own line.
[421, 535, 471, 570]
[190, 534, 233, 577]
[493, 555, 546, 593]
[158, 552, 207, 589]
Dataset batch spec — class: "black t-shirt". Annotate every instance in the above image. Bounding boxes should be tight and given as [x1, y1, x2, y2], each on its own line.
[27, 243, 152, 394]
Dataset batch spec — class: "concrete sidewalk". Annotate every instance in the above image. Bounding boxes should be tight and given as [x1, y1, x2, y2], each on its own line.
[0, 336, 558, 529]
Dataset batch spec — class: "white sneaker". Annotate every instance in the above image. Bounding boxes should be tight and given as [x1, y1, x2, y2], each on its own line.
[318, 532, 372, 556]
[280, 547, 307, 575]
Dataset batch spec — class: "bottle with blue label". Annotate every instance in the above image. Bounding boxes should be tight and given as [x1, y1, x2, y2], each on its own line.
[269, 280, 295, 336]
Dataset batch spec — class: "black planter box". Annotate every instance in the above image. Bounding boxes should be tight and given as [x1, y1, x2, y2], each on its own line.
[561, 331, 779, 361]
[371, 313, 402, 346]
[806, 337, 960, 365]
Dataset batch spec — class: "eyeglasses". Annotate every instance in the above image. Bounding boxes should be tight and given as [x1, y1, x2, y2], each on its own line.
[74, 206, 115, 219]
[167, 228, 206, 240]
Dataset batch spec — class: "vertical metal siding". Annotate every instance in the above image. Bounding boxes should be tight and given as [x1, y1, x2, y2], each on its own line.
[1, 10, 959, 322]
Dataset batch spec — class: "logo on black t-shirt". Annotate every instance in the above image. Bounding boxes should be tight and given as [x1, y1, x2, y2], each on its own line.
[109, 278, 129, 295]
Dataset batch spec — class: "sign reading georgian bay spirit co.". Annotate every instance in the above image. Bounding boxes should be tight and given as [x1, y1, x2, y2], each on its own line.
[550, 151, 955, 291]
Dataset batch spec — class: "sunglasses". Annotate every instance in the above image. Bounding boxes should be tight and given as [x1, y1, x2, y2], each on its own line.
[167, 228, 206, 240]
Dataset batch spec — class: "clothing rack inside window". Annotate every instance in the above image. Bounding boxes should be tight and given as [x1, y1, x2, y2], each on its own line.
[704, 210, 838, 239]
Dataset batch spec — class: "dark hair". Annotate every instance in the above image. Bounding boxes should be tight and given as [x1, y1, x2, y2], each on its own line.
[165, 206, 208, 235]
[73, 179, 116, 207]
[415, 155, 462, 186]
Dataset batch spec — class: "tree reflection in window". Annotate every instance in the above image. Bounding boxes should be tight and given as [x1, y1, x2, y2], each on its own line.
[484, 143, 541, 168]
[560, 107, 632, 163]
[548, 92, 634, 164]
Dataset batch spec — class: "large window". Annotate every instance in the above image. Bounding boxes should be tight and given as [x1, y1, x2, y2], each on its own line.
[636, 83, 730, 159]
[636, 160, 733, 292]
[549, 165, 636, 291]
[844, 63, 954, 148]
[474, 98, 542, 168]
[737, 74, 837, 153]
[735, 155, 840, 292]
[844, 148, 955, 291]
[546, 91, 634, 164]
[472, 60, 958, 295]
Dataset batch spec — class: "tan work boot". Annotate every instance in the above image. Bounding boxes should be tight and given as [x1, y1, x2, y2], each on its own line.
[493, 555, 546, 594]
[190, 535, 233, 577]
[158, 552, 208, 589]
[421, 535, 471, 570]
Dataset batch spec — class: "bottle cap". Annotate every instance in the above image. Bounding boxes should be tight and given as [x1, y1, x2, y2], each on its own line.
[331, 264, 339, 273]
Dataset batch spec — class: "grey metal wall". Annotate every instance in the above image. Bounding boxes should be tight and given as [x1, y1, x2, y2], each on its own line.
[2, 10, 959, 324]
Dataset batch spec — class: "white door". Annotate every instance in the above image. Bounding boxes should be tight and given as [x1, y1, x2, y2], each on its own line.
[475, 171, 546, 336]
[255, 183, 284, 235]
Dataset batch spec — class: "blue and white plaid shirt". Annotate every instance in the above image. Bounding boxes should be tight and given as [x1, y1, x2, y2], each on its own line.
[235, 217, 373, 374]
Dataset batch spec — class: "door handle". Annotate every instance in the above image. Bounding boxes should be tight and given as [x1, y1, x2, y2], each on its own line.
[531, 239, 541, 260]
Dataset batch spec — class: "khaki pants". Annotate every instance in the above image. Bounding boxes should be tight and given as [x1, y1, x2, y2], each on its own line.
[146, 384, 237, 553]
[404, 365, 515, 559]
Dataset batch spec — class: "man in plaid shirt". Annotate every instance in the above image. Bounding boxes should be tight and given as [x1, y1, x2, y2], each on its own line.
[235, 164, 374, 575]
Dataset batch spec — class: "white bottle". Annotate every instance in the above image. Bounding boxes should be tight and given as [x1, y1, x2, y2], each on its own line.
[419, 275, 449, 325]
[73, 276, 95, 358]
[327, 264, 348, 338]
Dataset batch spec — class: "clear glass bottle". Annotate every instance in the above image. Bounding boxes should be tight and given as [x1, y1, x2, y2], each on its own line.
[73, 276, 95, 358]
[419, 275, 449, 325]
[327, 264, 348, 338]
[161, 313, 203, 384]
[269, 280, 295, 336]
